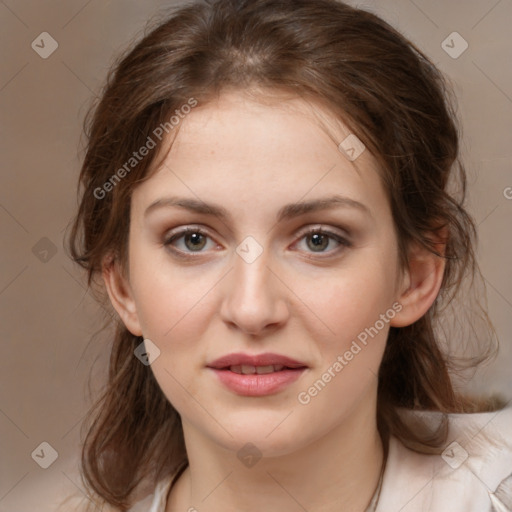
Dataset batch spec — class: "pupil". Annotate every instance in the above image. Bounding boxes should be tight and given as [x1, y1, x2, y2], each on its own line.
[308, 233, 328, 251]
[185, 232, 206, 251]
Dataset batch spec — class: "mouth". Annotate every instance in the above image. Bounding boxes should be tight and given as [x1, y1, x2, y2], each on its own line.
[206, 352, 308, 370]
[206, 355, 308, 396]
[218, 364, 307, 374]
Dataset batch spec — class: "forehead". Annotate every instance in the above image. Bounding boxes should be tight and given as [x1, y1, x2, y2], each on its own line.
[166, 90, 367, 167]
[133, 90, 389, 223]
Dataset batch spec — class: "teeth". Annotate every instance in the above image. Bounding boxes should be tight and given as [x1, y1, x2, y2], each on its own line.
[229, 364, 286, 374]
[256, 365, 277, 374]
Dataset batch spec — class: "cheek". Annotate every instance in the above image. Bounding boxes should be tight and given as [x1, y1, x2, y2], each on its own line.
[129, 263, 219, 401]
[129, 241, 213, 338]
[132, 269, 214, 408]
[294, 272, 392, 413]
[295, 258, 397, 344]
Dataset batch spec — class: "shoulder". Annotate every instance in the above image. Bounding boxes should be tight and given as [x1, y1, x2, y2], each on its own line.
[55, 467, 182, 512]
[55, 493, 120, 512]
[56, 486, 170, 512]
[377, 405, 512, 512]
[126, 476, 175, 512]
[127, 466, 185, 512]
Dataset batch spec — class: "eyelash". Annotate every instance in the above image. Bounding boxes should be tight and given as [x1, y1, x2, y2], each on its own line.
[163, 225, 352, 260]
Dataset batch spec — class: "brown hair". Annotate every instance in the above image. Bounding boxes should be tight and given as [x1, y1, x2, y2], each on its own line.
[67, 0, 501, 509]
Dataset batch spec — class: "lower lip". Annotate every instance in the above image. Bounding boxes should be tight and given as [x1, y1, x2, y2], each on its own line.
[208, 367, 307, 396]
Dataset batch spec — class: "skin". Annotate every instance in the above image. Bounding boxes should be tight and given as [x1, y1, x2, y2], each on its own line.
[104, 90, 446, 512]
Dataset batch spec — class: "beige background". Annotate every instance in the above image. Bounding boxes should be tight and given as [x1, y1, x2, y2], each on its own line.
[1, 0, 511, 510]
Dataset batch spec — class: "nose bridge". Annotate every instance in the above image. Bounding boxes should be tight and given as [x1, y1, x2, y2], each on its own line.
[219, 238, 288, 334]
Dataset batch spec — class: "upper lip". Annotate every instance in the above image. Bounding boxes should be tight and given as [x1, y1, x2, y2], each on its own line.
[207, 352, 308, 369]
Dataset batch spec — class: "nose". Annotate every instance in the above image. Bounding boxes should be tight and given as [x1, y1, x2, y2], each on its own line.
[219, 247, 290, 336]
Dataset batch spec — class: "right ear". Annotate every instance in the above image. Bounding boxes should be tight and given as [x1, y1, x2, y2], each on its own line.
[102, 255, 143, 336]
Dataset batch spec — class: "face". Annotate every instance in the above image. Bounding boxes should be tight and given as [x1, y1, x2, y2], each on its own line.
[113, 90, 408, 456]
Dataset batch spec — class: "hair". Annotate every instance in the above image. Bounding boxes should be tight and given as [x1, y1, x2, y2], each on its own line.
[66, 0, 503, 509]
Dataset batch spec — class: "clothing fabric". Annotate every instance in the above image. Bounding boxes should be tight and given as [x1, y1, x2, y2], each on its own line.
[130, 406, 512, 512]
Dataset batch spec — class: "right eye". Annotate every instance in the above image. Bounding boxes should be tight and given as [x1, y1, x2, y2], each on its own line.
[163, 226, 219, 257]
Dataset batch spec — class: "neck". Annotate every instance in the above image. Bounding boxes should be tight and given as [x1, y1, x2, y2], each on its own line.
[170, 390, 385, 512]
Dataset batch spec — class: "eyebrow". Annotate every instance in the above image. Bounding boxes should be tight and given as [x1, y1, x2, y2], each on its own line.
[144, 194, 372, 222]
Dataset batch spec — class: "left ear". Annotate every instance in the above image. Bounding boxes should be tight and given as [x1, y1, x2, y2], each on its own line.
[390, 229, 447, 328]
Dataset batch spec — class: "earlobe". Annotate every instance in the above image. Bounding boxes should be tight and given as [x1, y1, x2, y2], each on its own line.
[390, 237, 447, 328]
[102, 257, 143, 336]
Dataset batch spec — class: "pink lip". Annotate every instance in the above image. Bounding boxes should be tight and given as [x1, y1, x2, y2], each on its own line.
[206, 352, 308, 397]
[208, 368, 307, 396]
[207, 352, 307, 369]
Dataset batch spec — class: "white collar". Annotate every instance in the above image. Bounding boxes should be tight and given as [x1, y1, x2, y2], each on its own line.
[137, 406, 512, 512]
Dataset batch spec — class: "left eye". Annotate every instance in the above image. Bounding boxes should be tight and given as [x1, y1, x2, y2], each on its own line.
[295, 229, 351, 255]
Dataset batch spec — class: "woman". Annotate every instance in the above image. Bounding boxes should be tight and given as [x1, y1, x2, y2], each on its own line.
[65, 0, 512, 510]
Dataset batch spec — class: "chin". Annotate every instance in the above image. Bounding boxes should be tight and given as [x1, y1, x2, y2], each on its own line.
[206, 415, 314, 459]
